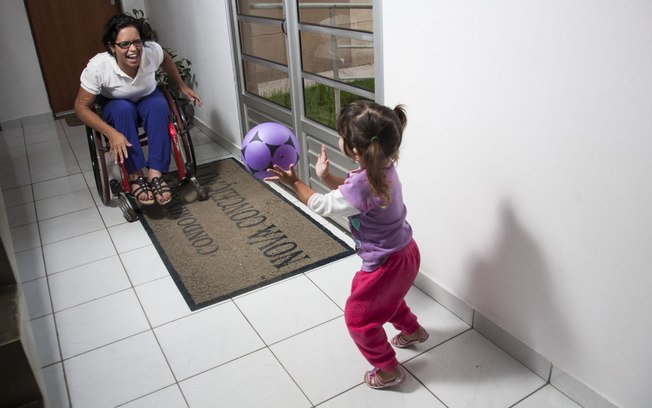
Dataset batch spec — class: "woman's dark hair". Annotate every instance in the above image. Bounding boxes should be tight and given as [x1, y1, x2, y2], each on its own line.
[336, 100, 407, 206]
[102, 14, 145, 56]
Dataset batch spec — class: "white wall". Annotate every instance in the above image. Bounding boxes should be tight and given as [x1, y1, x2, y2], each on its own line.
[141, 0, 242, 148]
[382, 1, 652, 407]
[121, 0, 146, 15]
[0, 0, 51, 122]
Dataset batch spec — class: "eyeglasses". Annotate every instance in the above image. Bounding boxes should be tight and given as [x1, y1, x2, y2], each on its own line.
[114, 39, 143, 49]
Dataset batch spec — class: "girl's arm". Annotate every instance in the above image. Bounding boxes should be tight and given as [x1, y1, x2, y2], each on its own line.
[308, 189, 359, 217]
[265, 164, 359, 217]
[265, 164, 315, 205]
[160, 50, 203, 106]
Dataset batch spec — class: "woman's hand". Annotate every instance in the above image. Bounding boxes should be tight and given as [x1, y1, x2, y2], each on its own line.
[107, 132, 132, 165]
[264, 164, 299, 186]
[180, 85, 203, 107]
[316, 144, 330, 180]
[161, 51, 203, 106]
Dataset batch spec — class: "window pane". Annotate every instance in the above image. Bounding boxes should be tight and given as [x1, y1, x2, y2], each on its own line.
[239, 21, 288, 65]
[301, 31, 373, 92]
[237, 0, 284, 19]
[298, 0, 373, 32]
[244, 61, 292, 109]
[303, 79, 370, 128]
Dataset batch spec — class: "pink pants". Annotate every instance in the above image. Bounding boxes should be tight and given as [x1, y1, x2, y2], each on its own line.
[344, 239, 421, 372]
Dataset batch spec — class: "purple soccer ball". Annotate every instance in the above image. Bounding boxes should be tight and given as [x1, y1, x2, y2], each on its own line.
[241, 122, 300, 179]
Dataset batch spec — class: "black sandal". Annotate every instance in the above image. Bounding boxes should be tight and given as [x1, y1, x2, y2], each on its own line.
[130, 176, 155, 205]
[149, 176, 172, 205]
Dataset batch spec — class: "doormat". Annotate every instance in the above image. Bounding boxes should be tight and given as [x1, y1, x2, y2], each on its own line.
[139, 158, 355, 311]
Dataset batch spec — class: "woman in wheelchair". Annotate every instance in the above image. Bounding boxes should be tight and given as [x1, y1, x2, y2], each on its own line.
[74, 14, 202, 206]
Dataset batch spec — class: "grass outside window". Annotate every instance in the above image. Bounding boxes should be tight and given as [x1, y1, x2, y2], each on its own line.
[267, 78, 374, 128]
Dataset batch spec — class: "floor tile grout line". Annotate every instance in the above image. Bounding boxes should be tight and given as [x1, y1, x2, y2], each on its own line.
[303, 271, 347, 313]
[32, 181, 91, 203]
[400, 362, 451, 408]
[262, 314, 344, 349]
[313, 384, 359, 407]
[265, 339, 318, 407]
[230, 299, 271, 347]
[43, 280, 135, 316]
[35, 203, 100, 223]
[508, 383, 548, 408]
[114, 384, 189, 408]
[400, 327, 473, 368]
[133, 290, 193, 408]
[52, 325, 152, 364]
[38, 251, 118, 280]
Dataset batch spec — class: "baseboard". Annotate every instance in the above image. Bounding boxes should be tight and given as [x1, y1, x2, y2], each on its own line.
[414, 274, 474, 326]
[473, 311, 552, 381]
[192, 118, 241, 158]
[20, 112, 53, 126]
[414, 272, 617, 408]
[550, 366, 618, 408]
[0, 118, 22, 131]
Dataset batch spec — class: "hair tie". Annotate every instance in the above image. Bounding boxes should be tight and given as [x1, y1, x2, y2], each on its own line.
[370, 136, 380, 143]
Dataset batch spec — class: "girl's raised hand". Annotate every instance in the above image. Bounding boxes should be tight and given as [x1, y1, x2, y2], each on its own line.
[315, 144, 330, 179]
[264, 164, 299, 186]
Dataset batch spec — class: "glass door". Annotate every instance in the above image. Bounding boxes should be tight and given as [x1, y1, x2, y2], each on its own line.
[230, 0, 377, 227]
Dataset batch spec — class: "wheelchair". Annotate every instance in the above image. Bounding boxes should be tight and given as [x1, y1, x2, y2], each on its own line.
[86, 87, 208, 222]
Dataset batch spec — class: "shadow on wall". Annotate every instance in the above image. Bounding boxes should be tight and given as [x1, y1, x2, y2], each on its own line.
[466, 202, 575, 365]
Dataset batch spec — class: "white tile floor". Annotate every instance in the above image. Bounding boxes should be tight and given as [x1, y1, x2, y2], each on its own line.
[1, 116, 585, 407]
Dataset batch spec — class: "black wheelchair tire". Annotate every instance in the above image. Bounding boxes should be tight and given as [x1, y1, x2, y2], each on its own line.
[86, 126, 111, 205]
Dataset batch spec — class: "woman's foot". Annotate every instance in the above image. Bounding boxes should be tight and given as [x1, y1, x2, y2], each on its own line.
[129, 175, 155, 205]
[148, 176, 172, 205]
[391, 325, 429, 348]
[364, 366, 406, 389]
[147, 169, 172, 205]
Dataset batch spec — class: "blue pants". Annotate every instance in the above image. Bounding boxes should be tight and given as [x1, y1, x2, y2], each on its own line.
[100, 88, 170, 174]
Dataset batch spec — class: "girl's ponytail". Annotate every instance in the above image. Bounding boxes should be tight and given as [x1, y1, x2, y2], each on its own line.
[364, 141, 391, 206]
[393, 105, 407, 130]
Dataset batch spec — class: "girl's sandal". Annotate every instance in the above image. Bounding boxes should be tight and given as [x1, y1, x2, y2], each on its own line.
[391, 326, 429, 348]
[364, 366, 406, 389]
[149, 176, 172, 205]
[130, 176, 155, 206]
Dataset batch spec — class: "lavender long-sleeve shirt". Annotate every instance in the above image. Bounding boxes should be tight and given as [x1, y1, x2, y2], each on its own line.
[308, 165, 413, 271]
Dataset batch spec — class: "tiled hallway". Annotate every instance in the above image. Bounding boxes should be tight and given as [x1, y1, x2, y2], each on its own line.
[1, 115, 583, 407]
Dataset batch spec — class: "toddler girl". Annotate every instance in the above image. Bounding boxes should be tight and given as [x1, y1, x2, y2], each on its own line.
[265, 100, 428, 389]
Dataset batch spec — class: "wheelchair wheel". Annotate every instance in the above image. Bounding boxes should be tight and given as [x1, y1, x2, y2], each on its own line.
[86, 126, 111, 205]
